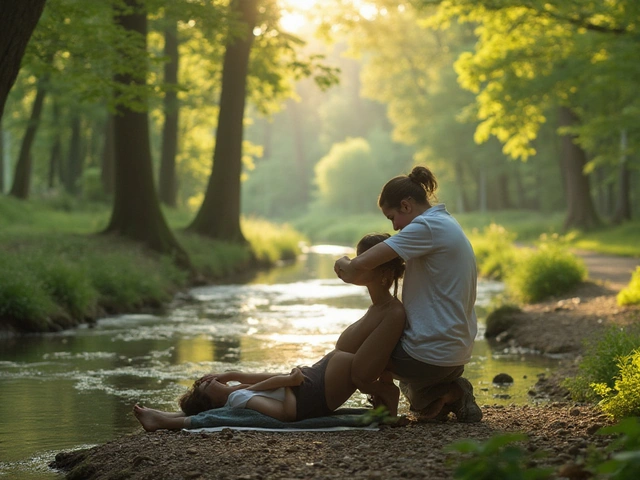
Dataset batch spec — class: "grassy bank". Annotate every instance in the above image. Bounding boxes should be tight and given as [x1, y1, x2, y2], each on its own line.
[0, 197, 305, 333]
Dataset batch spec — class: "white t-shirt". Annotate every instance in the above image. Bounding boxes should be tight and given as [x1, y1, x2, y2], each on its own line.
[385, 204, 477, 367]
[225, 387, 286, 409]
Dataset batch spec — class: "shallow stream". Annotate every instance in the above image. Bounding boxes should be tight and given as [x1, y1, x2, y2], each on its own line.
[0, 245, 560, 478]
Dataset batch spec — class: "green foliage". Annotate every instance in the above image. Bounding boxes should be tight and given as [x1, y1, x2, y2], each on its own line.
[592, 349, 640, 420]
[564, 326, 640, 402]
[313, 137, 384, 214]
[505, 236, 587, 303]
[34, 255, 98, 318]
[446, 433, 552, 480]
[242, 217, 306, 263]
[618, 267, 640, 306]
[588, 418, 640, 479]
[0, 258, 57, 332]
[470, 224, 517, 280]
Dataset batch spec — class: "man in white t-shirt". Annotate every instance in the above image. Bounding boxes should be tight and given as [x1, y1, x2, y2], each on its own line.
[335, 166, 482, 422]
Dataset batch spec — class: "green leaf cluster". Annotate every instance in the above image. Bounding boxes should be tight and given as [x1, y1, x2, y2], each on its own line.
[445, 433, 552, 480]
[589, 418, 640, 478]
[470, 223, 517, 280]
[593, 350, 640, 420]
[564, 325, 640, 403]
[424, 0, 640, 167]
[617, 267, 640, 306]
[505, 237, 587, 303]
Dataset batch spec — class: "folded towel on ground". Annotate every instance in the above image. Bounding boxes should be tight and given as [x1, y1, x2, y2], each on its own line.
[186, 407, 379, 432]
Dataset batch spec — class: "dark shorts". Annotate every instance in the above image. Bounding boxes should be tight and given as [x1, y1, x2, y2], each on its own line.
[390, 343, 464, 411]
[291, 351, 335, 421]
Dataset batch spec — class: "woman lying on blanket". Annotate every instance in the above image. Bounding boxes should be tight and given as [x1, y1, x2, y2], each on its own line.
[133, 233, 406, 432]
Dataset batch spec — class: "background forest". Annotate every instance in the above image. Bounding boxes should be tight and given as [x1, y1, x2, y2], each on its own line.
[1, 0, 638, 247]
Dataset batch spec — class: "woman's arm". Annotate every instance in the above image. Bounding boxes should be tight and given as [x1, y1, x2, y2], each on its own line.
[246, 368, 304, 392]
[335, 243, 398, 285]
[201, 371, 283, 385]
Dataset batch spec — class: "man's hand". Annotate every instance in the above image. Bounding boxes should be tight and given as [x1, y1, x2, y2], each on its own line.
[334, 256, 351, 281]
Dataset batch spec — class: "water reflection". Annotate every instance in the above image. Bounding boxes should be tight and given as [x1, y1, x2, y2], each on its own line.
[0, 246, 560, 478]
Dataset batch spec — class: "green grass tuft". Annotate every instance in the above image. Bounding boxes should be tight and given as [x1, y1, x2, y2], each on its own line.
[618, 267, 640, 306]
[505, 237, 587, 303]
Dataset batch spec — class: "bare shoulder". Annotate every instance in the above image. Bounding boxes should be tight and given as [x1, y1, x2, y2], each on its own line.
[386, 300, 406, 322]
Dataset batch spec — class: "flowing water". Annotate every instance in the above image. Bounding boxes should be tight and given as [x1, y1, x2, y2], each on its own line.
[0, 246, 561, 478]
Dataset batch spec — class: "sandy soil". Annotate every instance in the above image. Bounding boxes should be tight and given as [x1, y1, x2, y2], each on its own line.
[50, 267, 640, 480]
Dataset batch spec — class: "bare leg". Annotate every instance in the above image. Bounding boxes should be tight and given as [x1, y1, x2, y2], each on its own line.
[323, 351, 359, 411]
[133, 404, 190, 432]
[362, 379, 400, 416]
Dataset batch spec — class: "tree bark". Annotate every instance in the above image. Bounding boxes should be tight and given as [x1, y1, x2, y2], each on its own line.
[65, 113, 82, 194]
[101, 113, 115, 195]
[612, 129, 631, 224]
[0, 118, 4, 193]
[48, 100, 61, 189]
[159, 22, 179, 208]
[9, 79, 48, 199]
[558, 107, 600, 231]
[188, 0, 258, 243]
[103, 0, 189, 267]
[453, 160, 470, 213]
[0, 0, 47, 120]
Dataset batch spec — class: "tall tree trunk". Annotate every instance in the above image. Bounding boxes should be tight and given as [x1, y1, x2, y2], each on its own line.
[103, 0, 189, 267]
[101, 113, 115, 195]
[453, 160, 469, 213]
[48, 101, 61, 189]
[0, 118, 4, 193]
[9, 79, 48, 199]
[159, 21, 179, 208]
[188, 0, 258, 242]
[558, 107, 600, 231]
[65, 113, 83, 194]
[0, 0, 47, 120]
[612, 129, 631, 224]
[478, 166, 487, 213]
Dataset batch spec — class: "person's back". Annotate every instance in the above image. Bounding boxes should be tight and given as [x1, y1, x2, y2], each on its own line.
[386, 204, 477, 366]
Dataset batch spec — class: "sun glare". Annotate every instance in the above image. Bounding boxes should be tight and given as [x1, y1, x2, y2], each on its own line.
[279, 0, 382, 33]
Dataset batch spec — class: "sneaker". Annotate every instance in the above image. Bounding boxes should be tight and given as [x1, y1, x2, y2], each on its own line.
[448, 378, 482, 423]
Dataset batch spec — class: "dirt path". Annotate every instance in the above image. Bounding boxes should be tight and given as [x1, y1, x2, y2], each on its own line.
[573, 250, 639, 291]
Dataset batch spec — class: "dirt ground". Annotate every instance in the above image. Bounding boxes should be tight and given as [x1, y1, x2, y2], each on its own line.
[50, 255, 640, 480]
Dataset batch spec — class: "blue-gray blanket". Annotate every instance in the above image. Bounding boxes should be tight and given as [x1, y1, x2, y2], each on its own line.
[189, 407, 374, 430]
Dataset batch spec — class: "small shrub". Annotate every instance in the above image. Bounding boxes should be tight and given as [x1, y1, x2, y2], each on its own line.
[618, 267, 640, 306]
[242, 217, 306, 263]
[564, 326, 640, 402]
[445, 433, 551, 480]
[592, 349, 640, 420]
[587, 418, 640, 479]
[470, 224, 517, 280]
[505, 240, 587, 303]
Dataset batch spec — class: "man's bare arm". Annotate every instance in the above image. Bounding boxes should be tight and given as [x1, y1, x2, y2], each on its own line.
[335, 243, 398, 285]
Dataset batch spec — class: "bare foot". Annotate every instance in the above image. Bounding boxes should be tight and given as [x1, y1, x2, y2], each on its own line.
[133, 404, 181, 432]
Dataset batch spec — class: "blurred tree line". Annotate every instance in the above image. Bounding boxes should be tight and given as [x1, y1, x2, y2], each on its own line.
[0, 0, 637, 259]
